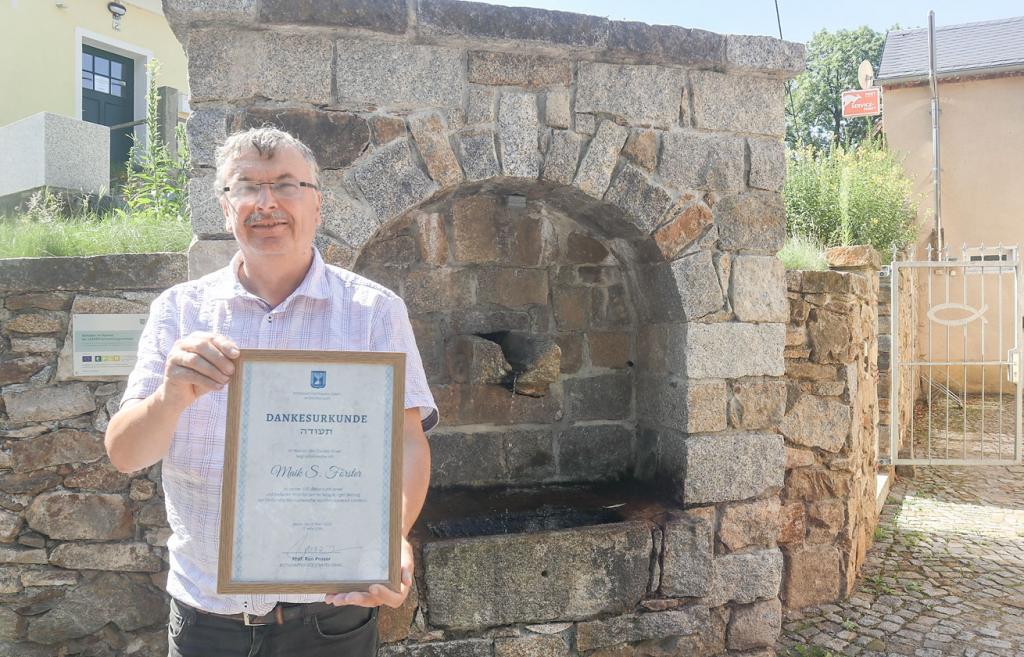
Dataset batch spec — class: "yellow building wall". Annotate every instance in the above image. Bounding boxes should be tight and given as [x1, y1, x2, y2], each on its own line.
[883, 76, 1024, 257]
[0, 0, 188, 128]
[884, 75, 1024, 393]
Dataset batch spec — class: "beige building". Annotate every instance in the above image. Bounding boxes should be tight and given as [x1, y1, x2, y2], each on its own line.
[0, 0, 188, 202]
[879, 17, 1024, 396]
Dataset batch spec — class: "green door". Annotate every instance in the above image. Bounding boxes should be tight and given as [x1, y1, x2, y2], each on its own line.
[81, 45, 134, 176]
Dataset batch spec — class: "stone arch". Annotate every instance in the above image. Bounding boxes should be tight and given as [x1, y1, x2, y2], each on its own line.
[308, 103, 790, 504]
[184, 84, 791, 506]
[352, 181, 653, 490]
[173, 85, 795, 506]
[334, 155, 791, 631]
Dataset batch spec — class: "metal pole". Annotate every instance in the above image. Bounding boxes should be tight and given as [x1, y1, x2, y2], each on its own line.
[981, 261, 986, 457]
[962, 258, 968, 459]
[1015, 258, 1022, 462]
[109, 118, 147, 131]
[945, 267, 951, 459]
[890, 262, 900, 463]
[999, 265, 1004, 451]
[928, 11, 943, 259]
[926, 259, 933, 462]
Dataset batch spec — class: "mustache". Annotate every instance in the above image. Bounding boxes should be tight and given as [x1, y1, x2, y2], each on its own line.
[244, 210, 290, 226]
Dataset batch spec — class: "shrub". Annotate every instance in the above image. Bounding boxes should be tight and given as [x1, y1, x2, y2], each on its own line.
[784, 139, 920, 262]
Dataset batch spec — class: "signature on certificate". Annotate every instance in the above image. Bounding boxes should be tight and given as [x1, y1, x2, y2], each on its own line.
[283, 530, 359, 560]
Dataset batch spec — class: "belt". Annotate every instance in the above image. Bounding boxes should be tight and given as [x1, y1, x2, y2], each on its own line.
[192, 602, 312, 627]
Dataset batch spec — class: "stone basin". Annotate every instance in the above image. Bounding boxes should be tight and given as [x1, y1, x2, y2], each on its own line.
[416, 483, 671, 630]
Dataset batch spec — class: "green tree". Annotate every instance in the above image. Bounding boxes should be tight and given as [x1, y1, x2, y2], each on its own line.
[787, 26, 886, 150]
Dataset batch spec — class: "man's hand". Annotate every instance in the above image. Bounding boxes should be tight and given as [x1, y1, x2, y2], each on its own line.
[324, 537, 414, 609]
[162, 332, 240, 408]
[105, 331, 239, 473]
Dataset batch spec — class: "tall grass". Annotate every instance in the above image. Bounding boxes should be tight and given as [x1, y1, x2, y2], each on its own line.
[778, 233, 828, 271]
[0, 190, 190, 258]
[785, 139, 920, 263]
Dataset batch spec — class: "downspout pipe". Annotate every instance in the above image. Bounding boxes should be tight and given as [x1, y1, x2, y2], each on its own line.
[928, 10, 943, 259]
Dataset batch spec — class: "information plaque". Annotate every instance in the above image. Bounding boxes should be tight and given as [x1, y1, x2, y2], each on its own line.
[218, 349, 405, 594]
[72, 313, 149, 376]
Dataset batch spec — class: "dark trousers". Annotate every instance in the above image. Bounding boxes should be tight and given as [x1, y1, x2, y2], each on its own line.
[168, 598, 379, 657]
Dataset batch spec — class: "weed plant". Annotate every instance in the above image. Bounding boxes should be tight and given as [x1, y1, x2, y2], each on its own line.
[121, 59, 190, 223]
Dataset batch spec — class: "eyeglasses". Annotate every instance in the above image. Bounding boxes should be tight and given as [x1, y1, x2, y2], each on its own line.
[222, 181, 318, 203]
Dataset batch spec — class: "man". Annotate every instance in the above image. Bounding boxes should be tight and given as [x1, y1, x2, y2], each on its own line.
[105, 127, 436, 656]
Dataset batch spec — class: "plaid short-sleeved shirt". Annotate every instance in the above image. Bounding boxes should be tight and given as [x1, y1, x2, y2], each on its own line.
[121, 249, 437, 615]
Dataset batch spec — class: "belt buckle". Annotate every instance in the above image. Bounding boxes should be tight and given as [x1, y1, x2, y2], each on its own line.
[242, 612, 269, 627]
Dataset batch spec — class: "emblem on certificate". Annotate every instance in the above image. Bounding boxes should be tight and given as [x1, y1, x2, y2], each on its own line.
[217, 350, 405, 594]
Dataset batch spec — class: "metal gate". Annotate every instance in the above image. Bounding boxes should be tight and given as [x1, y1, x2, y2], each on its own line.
[888, 245, 1023, 465]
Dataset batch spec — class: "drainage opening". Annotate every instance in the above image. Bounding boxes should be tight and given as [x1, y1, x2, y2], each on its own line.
[475, 331, 560, 397]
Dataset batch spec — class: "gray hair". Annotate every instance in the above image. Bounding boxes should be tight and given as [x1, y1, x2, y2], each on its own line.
[214, 126, 320, 193]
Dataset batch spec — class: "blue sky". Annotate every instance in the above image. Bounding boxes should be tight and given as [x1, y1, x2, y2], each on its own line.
[472, 0, 1022, 43]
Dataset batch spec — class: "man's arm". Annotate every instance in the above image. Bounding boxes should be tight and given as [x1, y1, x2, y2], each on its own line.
[400, 407, 431, 537]
[105, 333, 239, 473]
[326, 407, 431, 609]
[104, 389, 191, 472]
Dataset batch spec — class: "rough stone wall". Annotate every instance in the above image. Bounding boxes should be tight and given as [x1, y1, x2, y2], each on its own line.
[877, 259, 918, 461]
[0, 254, 187, 657]
[779, 246, 880, 610]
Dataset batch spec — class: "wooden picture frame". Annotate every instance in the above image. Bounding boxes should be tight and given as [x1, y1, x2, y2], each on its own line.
[217, 349, 405, 594]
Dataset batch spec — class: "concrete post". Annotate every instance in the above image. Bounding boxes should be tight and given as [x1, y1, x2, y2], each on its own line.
[156, 86, 180, 159]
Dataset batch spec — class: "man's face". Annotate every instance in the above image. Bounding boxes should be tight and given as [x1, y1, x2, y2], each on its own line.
[218, 145, 322, 262]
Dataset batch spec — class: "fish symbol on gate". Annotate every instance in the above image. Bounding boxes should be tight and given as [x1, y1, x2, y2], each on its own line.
[926, 302, 988, 327]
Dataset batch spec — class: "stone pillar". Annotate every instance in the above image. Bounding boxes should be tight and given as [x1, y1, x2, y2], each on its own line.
[779, 246, 881, 609]
[827, 246, 884, 594]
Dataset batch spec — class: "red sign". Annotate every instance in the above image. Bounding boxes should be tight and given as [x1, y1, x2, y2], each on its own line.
[842, 88, 882, 118]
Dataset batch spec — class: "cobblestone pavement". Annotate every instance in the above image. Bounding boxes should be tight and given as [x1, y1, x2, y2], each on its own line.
[778, 465, 1024, 657]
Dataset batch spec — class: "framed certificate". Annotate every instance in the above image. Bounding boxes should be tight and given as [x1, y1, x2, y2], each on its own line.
[217, 349, 405, 594]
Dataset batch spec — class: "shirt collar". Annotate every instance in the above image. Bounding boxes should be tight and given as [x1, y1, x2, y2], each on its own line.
[209, 248, 331, 303]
